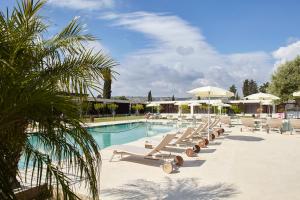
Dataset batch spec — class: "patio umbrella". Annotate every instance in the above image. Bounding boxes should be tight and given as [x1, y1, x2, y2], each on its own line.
[293, 91, 300, 97]
[245, 92, 280, 101]
[188, 86, 234, 140]
[146, 102, 160, 113]
[146, 102, 160, 107]
[244, 92, 279, 116]
[188, 102, 201, 116]
[211, 102, 231, 115]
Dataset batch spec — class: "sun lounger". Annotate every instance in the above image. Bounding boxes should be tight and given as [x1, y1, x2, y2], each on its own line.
[110, 134, 183, 173]
[290, 119, 300, 134]
[266, 118, 283, 134]
[240, 118, 256, 132]
[195, 118, 224, 140]
[150, 127, 201, 157]
[220, 116, 231, 127]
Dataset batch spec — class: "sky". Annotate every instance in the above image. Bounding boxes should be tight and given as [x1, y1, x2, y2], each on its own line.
[2, 0, 300, 97]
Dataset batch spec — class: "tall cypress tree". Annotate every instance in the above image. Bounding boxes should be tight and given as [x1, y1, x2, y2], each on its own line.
[242, 79, 250, 97]
[102, 69, 112, 99]
[171, 95, 175, 101]
[249, 79, 258, 95]
[229, 84, 237, 100]
[147, 90, 152, 102]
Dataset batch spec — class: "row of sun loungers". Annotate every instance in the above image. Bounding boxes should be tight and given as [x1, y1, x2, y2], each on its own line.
[110, 117, 226, 173]
[240, 118, 300, 134]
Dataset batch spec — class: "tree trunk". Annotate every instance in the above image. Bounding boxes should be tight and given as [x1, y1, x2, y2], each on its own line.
[103, 79, 111, 99]
[0, 123, 27, 198]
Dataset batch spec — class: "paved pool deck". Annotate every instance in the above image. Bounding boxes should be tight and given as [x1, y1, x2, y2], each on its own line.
[74, 120, 300, 200]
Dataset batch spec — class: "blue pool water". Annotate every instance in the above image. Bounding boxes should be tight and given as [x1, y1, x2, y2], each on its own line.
[19, 122, 177, 169]
[87, 122, 177, 148]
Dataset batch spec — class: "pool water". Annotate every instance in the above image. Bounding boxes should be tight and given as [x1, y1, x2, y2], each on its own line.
[87, 122, 177, 148]
[19, 122, 178, 169]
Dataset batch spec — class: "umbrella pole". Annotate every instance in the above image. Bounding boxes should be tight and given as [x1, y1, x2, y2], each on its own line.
[208, 95, 210, 141]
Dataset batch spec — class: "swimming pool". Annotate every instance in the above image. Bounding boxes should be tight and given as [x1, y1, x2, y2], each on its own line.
[87, 122, 178, 148]
[19, 122, 179, 169]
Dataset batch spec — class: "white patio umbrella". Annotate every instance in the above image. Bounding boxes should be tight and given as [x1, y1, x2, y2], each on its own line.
[146, 102, 160, 113]
[146, 102, 160, 107]
[245, 92, 280, 101]
[188, 86, 234, 140]
[293, 91, 300, 97]
[212, 102, 231, 115]
[245, 92, 280, 116]
[188, 102, 201, 115]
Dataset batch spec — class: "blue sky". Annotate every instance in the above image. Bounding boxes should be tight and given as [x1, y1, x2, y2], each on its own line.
[2, 0, 300, 97]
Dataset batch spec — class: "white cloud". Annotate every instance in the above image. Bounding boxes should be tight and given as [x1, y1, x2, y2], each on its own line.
[85, 40, 110, 55]
[101, 12, 275, 97]
[48, 0, 114, 10]
[273, 40, 300, 67]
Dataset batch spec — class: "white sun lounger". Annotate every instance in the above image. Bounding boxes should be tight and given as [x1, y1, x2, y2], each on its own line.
[110, 133, 184, 173]
[110, 133, 176, 161]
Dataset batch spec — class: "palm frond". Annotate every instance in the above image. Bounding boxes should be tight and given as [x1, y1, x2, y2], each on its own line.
[0, 0, 118, 199]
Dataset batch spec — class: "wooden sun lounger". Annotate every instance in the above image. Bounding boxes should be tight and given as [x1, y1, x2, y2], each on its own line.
[240, 118, 256, 132]
[266, 118, 283, 134]
[150, 128, 202, 157]
[290, 119, 300, 134]
[110, 134, 183, 173]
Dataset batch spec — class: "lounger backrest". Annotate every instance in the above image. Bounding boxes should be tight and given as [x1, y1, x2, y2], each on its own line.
[189, 122, 208, 138]
[290, 119, 300, 129]
[267, 118, 282, 128]
[148, 133, 176, 155]
[221, 116, 231, 124]
[241, 118, 255, 127]
[194, 123, 205, 133]
[201, 117, 208, 123]
[209, 118, 220, 128]
[175, 128, 194, 144]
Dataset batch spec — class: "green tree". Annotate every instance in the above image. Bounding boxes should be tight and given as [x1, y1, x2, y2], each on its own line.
[107, 103, 118, 117]
[153, 105, 163, 113]
[180, 104, 190, 113]
[147, 90, 152, 102]
[94, 103, 105, 116]
[243, 79, 258, 97]
[242, 79, 250, 97]
[102, 68, 112, 99]
[132, 104, 144, 115]
[269, 56, 300, 101]
[116, 96, 128, 100]
[81, 101, 93, 117]
[231, 105, 241, 114]
[171, 95, 175, 101]
[229, 85, 237, 100]
[259, 82, 269, 93]
[0, 1, 117, 199]
[249, 79, 258, 95]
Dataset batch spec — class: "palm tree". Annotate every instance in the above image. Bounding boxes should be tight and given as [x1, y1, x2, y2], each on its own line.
[0, 0, 117, 199]
[102, 68, 112, 99]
